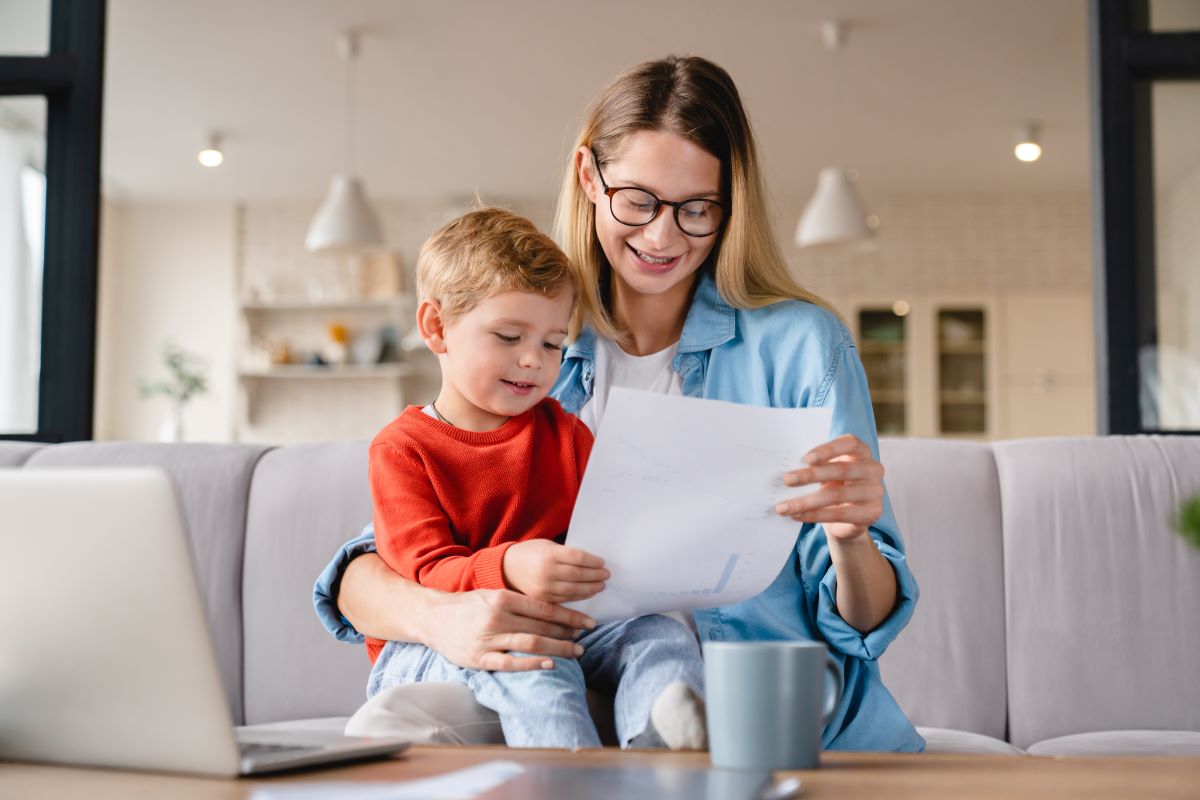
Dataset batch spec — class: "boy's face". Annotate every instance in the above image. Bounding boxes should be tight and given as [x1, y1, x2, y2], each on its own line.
[431, 289, 573, 431]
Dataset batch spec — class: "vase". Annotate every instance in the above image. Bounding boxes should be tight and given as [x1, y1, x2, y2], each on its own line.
[158, 401, 185, 442]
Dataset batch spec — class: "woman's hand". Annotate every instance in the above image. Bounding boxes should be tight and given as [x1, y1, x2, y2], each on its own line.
[338, 552, 598, 671]
[502, 540, 609, 603]
[773, 433, 897, 633]
[775, 433, 885, 541]
[426, 587, 599, 672]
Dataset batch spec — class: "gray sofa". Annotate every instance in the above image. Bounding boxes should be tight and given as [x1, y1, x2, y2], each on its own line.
[3, 436, 1199, 756]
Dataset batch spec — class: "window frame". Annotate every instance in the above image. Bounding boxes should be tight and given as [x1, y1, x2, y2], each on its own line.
[0, 0, 106, 442]
[1090, 0, 1200, 434]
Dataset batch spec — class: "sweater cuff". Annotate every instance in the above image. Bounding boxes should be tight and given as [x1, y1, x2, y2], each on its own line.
[473, 541, 516, 590]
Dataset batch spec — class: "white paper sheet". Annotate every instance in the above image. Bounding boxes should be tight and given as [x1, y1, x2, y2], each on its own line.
[565, 388, 833, 623]
[249, 759, 524, 800]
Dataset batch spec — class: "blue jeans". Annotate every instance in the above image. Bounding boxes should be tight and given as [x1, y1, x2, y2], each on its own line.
[367, 614, 704, 748]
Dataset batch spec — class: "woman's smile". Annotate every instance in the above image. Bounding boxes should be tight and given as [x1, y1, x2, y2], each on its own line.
[628, 244, 682, 274]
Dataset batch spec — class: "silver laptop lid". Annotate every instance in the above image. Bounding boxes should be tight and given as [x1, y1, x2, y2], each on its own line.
[0, 468, 242, 776]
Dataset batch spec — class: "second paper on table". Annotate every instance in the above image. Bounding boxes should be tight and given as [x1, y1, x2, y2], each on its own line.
[564, 387, 833, 624]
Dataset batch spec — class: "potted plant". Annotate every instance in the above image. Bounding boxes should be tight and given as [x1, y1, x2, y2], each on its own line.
[140, 343, 208, 442]
[1176, 493, 1200, 551]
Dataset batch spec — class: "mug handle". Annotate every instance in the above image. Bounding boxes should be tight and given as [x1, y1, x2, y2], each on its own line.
[821, 655, 844, 726]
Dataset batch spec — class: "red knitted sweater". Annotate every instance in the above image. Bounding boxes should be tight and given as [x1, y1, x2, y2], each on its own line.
[365, 398, 593, 662]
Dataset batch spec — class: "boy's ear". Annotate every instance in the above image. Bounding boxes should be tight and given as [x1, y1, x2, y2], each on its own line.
[416, 300, 449, 355]
[576, 146, 599, 205]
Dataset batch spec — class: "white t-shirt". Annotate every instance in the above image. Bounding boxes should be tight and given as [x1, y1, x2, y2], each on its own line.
[578, 337, 684, 434]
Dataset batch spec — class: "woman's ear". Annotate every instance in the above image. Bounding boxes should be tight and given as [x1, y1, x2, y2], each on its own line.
[416, 300, 449, 355]
[576, 146, 599, 205]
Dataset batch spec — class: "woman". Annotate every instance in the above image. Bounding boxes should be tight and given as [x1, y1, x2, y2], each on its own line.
[314, 55, 923, 752]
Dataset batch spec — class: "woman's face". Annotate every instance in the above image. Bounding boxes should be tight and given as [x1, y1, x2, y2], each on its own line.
[579, 129, 723, 307]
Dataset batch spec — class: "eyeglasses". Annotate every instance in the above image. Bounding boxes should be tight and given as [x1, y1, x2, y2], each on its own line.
[591, 149, 727, 238]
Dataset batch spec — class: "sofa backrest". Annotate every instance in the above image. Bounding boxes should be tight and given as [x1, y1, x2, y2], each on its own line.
[877, 438, 1009, 741]
[994, 437, 1200, 749]
[241, 442, 375, 725]
[16, 442, 269, 725]
[0, 441, 42, 467]
[239, 436, 1020, 735]
[7, 435, 1199, 744]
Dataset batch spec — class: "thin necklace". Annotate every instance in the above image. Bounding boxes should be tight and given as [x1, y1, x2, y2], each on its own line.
[431, 400, 454, 428]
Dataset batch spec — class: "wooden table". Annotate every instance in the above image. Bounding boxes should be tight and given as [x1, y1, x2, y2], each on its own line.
[3, 745, 1199, 799]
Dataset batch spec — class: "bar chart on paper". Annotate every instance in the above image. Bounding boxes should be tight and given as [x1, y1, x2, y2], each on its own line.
[564, 388, 833, 623]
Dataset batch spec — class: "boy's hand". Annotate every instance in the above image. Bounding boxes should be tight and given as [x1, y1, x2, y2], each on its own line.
[502, 540, 609, 603]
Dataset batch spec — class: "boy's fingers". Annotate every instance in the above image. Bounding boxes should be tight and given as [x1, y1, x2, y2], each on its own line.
[547, 580, 606, 600]
[550, 564, 610, 583]
[555, 546, 606, 568]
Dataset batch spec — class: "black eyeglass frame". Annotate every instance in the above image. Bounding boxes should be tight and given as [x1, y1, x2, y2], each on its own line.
[590, 148, 728, 238]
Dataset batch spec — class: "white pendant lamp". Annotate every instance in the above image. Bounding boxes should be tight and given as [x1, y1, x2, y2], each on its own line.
[795, 167, 872, 247]
[305, 30, 384, 255]
[795, 21, 873, 249]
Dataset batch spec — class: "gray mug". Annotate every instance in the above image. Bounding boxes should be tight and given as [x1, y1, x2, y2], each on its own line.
[703, 640, 843, 771]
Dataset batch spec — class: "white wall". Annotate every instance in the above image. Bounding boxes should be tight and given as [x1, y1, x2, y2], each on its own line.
[94, 201, 237, 441]
[779, 192, 1092, 298]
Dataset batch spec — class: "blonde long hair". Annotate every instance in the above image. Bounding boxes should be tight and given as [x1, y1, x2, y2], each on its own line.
[554, 55, 833, 340]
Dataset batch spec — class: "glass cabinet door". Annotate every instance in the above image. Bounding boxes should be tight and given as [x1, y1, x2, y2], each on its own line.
[857, 309, 907, 435]
[937, 308, 987, 435]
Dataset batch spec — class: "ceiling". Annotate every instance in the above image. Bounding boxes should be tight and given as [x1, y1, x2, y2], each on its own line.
[4, 0, 1189, 204]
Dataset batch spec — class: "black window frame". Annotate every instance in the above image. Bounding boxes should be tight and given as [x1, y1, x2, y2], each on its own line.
[0, 0, 106, 443]
[1090, 0, 1200, 434]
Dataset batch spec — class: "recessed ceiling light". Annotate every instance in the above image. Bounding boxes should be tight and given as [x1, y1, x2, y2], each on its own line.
[1014, 122, 1041, 163]
[198, 133, 223, 168]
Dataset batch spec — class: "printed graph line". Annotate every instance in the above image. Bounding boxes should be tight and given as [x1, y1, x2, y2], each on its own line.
[712, 553, 738, 593]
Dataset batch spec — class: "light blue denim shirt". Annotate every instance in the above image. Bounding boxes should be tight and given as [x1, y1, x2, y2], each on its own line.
[313, 272, 924, 752]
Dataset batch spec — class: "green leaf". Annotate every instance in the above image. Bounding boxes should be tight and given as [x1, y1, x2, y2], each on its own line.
[138, 342, 209, 404]
[1175, 493, 1200, 551]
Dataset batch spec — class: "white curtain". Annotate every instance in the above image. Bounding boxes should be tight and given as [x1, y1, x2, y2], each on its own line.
[0, 115, 44, 433]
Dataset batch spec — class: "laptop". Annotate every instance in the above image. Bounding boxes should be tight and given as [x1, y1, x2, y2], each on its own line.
[0, 467, 408, 777]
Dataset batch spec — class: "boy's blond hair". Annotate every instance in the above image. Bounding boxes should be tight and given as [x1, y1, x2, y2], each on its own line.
[416, 208, 578, 325]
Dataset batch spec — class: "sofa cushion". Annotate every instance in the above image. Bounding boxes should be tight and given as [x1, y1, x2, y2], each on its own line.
[917, 727, 1025, 755]
[995, 437, 1200, 750]
[23, 442, 269, 724]
[877, 439, 1008, 742]
[1027, 730, 1200, 757]
[0, 441, 42, 467]
[241, 442, 377, 724]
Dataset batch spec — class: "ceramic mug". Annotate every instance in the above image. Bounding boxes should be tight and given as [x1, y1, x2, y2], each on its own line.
[703, 640, 843, 770]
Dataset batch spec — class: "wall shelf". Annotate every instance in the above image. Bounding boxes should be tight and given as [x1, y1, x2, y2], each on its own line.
[240, 298, 411, 313]
[239, 364, 416, 380]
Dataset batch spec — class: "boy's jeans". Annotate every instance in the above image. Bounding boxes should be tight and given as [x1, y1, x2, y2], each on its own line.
[367, 614, 704, 748]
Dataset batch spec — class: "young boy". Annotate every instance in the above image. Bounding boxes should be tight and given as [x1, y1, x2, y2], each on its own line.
[365, 208, 705, 750]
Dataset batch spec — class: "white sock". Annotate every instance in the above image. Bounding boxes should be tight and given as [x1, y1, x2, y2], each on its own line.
[648, 681, 708, 750]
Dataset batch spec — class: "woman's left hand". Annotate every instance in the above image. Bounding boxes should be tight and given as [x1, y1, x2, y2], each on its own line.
[774, 433, 885, 542]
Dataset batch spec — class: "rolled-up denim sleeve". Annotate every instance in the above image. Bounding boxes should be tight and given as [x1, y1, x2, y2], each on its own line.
[809, 520, 918, 660]
[312, 523, 378, 644]
[801, 333, 919, 660]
